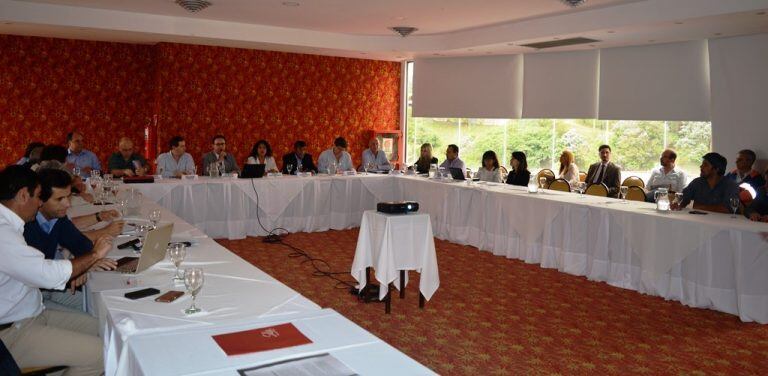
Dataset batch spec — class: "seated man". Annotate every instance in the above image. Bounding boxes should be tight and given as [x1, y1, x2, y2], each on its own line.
[16, 142, 44, 167]
[108, 137, 148, 177]
[156, 136, 195, 178]
[0, 165, 109, 375]
[672, 152, 739, 214]
[23, 169, 117, 312]
[744, 170, 768, 222]
[360, 138, 391, 171]
[725, 149, 765, 205]
[201, 135, 240, 176]
[585, 144, 622, 198]
[317, 137, 354, 173]
[282, 140, 317, 174]
[37, 145, 95, 204]
[439, 144, 466, 173]
[646, 149, 687, 202]
[65, 131, 101, 178]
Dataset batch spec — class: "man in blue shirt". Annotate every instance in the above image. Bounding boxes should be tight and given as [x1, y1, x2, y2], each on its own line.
[23, 169, 116, 312]
[65, 131, 101, 178]
[156, 136, 196, 178]
[672, 152, 739, 214]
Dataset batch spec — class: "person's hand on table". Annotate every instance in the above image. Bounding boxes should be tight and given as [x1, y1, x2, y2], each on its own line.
[69, 273, 88, 294]
[93, 235, 114, 259]
[99, 209, 120, 221]
[102, 220, 125, 237]
[90, 258, 118, 271]
[123, 169, 135, 177]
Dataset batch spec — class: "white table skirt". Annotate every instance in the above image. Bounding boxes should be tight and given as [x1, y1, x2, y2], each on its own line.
[352, 211, 440, 301]
[131, 175, 393, 239]
[121, 309, 436, 376]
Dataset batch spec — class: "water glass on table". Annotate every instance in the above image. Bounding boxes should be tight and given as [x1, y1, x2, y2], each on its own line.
[729, 197, 740, 218]
[183, 268, 204, 314]
[149, 209, 161, 229]
[620, 186, 629, 203]
[168, 243, 187, 282]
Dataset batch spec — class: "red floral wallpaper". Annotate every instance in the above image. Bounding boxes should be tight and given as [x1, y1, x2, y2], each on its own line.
[0, 35, 401, 169]
[154, 43, 401, 167]
[0, 35, 155, 166]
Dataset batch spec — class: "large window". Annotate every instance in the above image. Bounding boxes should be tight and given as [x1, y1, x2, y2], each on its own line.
[404, 62, 711, 182]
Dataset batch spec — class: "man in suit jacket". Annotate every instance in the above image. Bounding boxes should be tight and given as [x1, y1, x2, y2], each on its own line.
[282, 140, 317, 174]
[585, 144, 622, 198]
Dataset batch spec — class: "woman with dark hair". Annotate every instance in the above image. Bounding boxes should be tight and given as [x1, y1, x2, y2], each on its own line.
[506, 151, 531, 186]
[476, 150, 502, 182]
[246, 140, 279, 172]
[17, 141, 45, 166]
[415, 143, 439, 174]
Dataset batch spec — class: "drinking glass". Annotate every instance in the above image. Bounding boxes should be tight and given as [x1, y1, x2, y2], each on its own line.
[183, 268, 204, 314]
[135, 224, 152, 251]
[91, 170, 101, 179]
[117, 199, 128, 218]
[366, 162, 375, 175]
[72, 166, 81, 178]
[286, 164, 294, 175]
[149, 209, 161, 229]
[110, 183, 120, 198]
[578, 182, 587, 197]
[620, 186, 629, 203]
[674, 192, 684, 206]
[168, 243, 187, 282]
[729, 197, 740, 218]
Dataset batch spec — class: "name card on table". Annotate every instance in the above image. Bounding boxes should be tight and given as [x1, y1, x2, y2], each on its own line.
[212, 323, 313, 356]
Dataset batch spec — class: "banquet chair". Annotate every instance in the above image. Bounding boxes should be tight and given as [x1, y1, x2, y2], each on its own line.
[622, 176, 645, 188]
[548, 178, 571, 192]
[536, 169, 556, 185]
[579, 171, 587, 182]
[585, 182, 609, 197]
[625, 186, 646, 202]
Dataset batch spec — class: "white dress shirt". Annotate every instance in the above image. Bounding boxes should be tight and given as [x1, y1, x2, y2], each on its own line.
[317, 149, 354, 173]
[246, 156, 278, 172]
[156, 152, 195, 178]
[475, 167, 502, 183]
[0, 204, 71, 324]
[559, 163, 580, 186]
[361, 149, 391, 171]
[647, 166, 687, 192]
[439, 157, 466, 172]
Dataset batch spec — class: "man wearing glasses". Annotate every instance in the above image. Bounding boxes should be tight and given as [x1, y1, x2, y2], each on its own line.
[201, 135, 240, 176]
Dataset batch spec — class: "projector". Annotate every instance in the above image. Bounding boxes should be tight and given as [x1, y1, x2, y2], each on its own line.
[377, 201, 419, 214]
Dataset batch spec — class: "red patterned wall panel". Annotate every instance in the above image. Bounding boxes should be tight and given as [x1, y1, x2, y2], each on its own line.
[154, 43, 401, 168]
[0, 36, 401, 169]
[0, 35, 155, 166]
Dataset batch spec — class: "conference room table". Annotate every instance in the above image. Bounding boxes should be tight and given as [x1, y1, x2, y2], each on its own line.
[70, 193, 434, 375]
[129, 174, 768, 324]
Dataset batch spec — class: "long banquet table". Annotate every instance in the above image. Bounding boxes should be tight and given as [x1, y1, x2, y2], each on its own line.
[130, 174, 768, 324]
[72, 192, 435, 375]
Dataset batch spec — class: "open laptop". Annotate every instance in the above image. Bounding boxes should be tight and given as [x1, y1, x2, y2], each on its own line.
[115, 223, 174, 274]
[449, 167, 466, 180]
[239, 164, 266, 179]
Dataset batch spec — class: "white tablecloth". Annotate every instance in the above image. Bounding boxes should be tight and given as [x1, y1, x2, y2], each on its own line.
[351, 211, 440, 301]
[121, 309, 436, 376]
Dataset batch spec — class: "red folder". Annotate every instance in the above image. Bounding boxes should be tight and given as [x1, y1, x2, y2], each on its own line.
[212, 323, 313, 356]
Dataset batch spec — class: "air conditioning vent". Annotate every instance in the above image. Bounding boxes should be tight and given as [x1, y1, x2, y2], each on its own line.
[520, 37, 599, 49]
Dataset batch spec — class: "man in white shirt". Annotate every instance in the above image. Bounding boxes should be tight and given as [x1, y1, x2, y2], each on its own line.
[439, 144, 466, 173]
[317, 137, 354, 173]
[0, 165, 110, 375]
[360, 138, 391, 171]
[156, 136, 196, 178]
[646, 149, 687, 201]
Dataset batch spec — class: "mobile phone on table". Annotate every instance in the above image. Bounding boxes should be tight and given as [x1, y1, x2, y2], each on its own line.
[689, 210, 709, 215]
[155, 291, 185, 303]
[124, 288, 160, 300]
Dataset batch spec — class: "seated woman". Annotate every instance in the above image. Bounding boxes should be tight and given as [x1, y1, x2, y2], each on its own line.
[558, 150, 580, 186]
[414, 143, 439, 174]
[505, 151, 530, 186]
[475, 150, 502, 183]
[246, 140, 279, 173]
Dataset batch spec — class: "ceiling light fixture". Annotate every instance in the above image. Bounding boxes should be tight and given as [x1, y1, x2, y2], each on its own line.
[561, 0, 586, 7]
[390, 26, 418, 37]
[175, 0, 212, 13]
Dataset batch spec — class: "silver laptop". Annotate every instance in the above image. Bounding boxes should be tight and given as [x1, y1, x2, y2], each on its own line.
[115, 223, 174, 274]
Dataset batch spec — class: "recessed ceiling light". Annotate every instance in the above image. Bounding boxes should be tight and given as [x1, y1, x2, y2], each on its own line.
[282, 1, 300, 6]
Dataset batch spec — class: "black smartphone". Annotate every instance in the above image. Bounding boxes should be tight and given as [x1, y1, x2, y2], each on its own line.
[689, 210, 709, 215]
[118, 238, 141, 249]
[124, 288, 160, 300]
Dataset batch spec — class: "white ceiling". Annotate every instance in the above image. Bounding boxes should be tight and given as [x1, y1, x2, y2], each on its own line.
[1, 0, 767, 60]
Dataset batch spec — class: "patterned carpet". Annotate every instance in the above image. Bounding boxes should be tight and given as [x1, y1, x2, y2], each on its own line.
[217, 230, 768, 375]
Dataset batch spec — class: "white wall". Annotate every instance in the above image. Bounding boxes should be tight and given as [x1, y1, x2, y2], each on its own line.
[709, 33, 768, 172]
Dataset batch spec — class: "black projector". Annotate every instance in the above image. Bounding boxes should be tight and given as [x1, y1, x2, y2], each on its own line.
[377, 201, 419, 214]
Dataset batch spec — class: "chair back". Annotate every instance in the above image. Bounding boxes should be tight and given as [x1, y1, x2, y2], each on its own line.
[622, 176, 645, 188]
[625, 186, 646, 202]
[499, 166, 508, 175]
[536, 169, 556, 185]
[548, 178, 571, 192]
[585, 183, 609, 197]
[579, 171, 587, 182]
